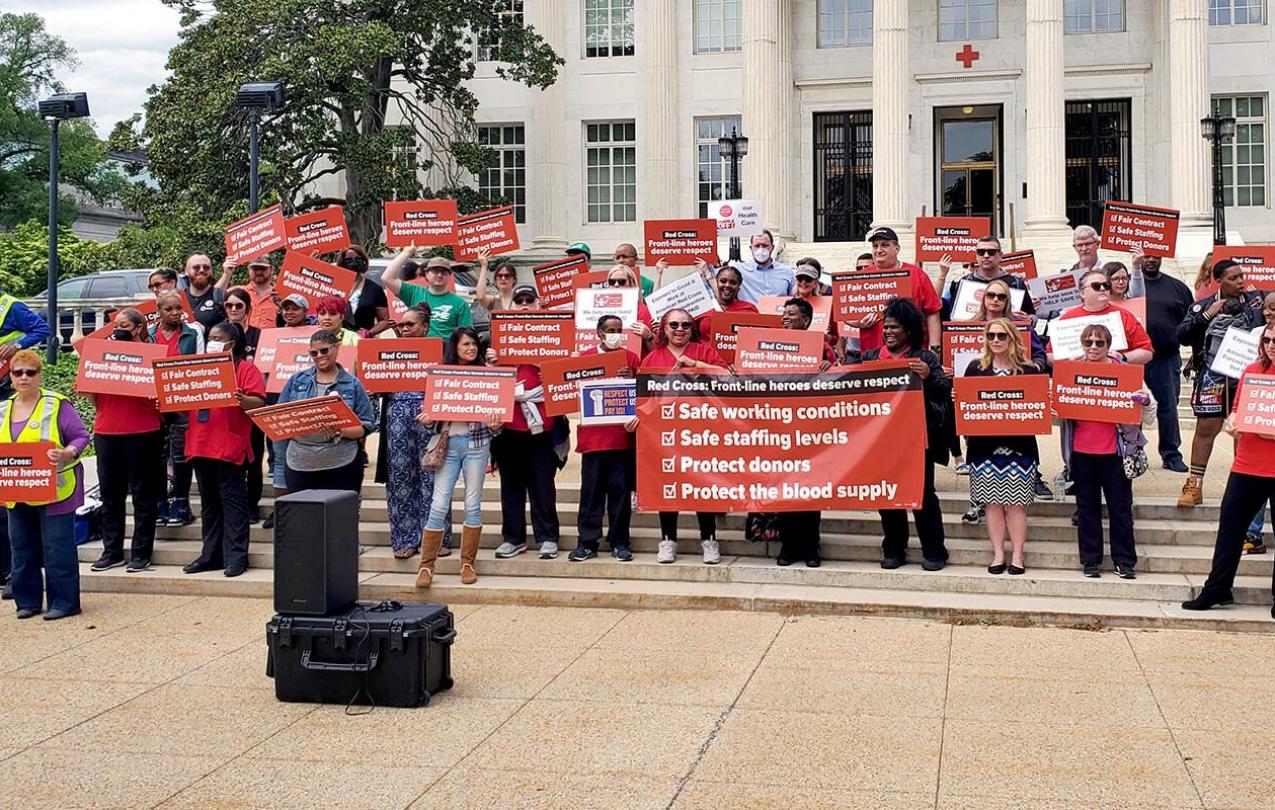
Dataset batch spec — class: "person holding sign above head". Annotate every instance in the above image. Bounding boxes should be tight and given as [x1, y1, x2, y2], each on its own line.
[854, 227, 942, 357]
[336, 245, 392, 337]
[181, 322, 267, 578]
[473, 252, 519, 313]
[150, 291, 203, 529]
[962, 319, 1047, 576]
[569, 315, 643, 564]
[1176, 259, 1266, 508]
[729, 230, 795, 305]
[694, 264, 757, 337]
[1182, 324, 1275, 617]
[1132, 248, 1195, 474]
[3, 350, 90, 620]
[1059, 324, 1154, 579]
[86, 309, 164, 574]
[640, 308, 730, 565]
[415, 328, 505, 588]
[314, 296, 360, 347]
[382, 247, 474, 339]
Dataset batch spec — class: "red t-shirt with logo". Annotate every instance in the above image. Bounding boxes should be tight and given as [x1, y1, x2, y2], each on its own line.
[1232, 361, 1275, 478]
[185, 361, 266, 465]
[858, 262, 942, 353]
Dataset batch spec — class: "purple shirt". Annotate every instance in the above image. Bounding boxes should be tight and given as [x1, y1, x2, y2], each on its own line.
[9, 400, 91, 515]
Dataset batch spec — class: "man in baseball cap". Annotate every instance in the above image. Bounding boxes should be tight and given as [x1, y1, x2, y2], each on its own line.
[851, 226, 942, 357]
[566, 242, 592, 259]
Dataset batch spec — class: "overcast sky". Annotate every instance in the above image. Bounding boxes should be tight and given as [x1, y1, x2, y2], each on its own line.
[11, 0, 182, 136]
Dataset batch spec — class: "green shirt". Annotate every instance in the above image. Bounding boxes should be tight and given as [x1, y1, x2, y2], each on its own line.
[398, 285, 473, 339]
[639, 273, 654, 297]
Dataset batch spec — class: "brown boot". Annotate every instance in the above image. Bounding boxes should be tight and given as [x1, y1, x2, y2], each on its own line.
[415, 528, 444, 588]
[1178, 476, 1203, 508]
[460, 525, 481, 584]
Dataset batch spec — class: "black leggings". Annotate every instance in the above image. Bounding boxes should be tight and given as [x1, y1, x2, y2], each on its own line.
[284, 456, 365, 496]
[658, 511, 719, 542]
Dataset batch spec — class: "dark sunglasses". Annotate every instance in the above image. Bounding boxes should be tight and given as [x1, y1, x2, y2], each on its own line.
[666, 321, 694, 331]
[1082, 339, 1108, 347]
[223, 302, 246, 310]
[147, 282, 167, 291]
[495, 273, 517, 280]
[983, 291, 1008, 302]
[975, 248, 1000, 256]
[1262, 337, 1275, 346]
[9, 368, 38, 378]
[1088, 282, 1112, 292]
[606, 279, 630, 287]
[513, 297, 537, 305]
[986, 332, 1011, 341]
[309, 346, 334, 357]
[189, 264, 212, 271]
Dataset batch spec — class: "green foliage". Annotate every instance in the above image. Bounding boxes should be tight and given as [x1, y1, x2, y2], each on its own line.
[0, 220, 107, 295]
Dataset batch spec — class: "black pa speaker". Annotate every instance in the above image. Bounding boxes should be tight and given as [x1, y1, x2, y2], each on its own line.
[273, 489, 359, 615]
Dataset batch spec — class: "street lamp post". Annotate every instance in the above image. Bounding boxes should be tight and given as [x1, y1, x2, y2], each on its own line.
[36, 92, 90, 365]
[717, 126, 749, 262]
[234, 82, 286, 213]
[1200, 114, 1238, 246]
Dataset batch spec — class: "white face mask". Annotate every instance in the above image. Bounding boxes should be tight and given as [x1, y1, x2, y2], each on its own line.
[752, 247, 772, 264]
[206, 340, 228, 353]
[602, 333, 625, 349]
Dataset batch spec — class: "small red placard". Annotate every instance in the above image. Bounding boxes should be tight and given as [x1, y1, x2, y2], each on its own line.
[832, 270, 912, 323]
[355, 338, 442, 394]
[1235, 372, 1275, 437]
[643, 219, 718, 266]
[152, 353, 238, 412]
[734, 327, 826, 374]
[1100, 201, 1180, 258]
[538, 352, 629, 417]
[0, 442, 58, 504]
[225, 204, 287, 265]
[276, 253, 358, 306]
[489, 310, 574, 364]
[455, 206, 520, 261]
[709, 311, 783, 364]
[248, 395, 363, 442]
[283, 206, 349, 254]
[532, 256, 589, 309]
[914, 216, 991, 263]
[384, 199, 459, 248]
[1000, 250, 1038, 281]
[954, 374, 1052, 436]
[422, 366, 516, 422]
[1214, 246, 1275, 292]
[75, 338, 170, 397]
[1051, 360, 1146, 424]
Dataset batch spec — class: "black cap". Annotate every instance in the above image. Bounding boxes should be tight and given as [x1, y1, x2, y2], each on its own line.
[866, 226, 899, 243]
[512, 284, 538, 299]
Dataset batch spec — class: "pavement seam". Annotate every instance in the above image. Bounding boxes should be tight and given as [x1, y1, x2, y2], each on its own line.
[933, 623, 954, 810]
[1121, 629, 1208, 810]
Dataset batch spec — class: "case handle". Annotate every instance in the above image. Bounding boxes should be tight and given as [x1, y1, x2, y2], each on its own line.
[432, 627, 457, 646]
[300, 648, 380, 673]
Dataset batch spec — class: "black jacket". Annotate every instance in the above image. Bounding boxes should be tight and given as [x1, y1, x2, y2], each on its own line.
[1177, 289, 1265, 371]
[857, 346, 951, 465]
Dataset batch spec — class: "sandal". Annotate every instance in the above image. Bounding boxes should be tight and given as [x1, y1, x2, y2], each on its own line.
[393, 547, 419, 559]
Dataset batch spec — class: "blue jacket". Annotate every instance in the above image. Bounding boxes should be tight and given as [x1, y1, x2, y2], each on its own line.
[274, 365, 377, 465]
[0, 296, 51, 349]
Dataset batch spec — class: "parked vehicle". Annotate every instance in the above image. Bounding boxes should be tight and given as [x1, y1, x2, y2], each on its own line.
[30, 269, 154, 346]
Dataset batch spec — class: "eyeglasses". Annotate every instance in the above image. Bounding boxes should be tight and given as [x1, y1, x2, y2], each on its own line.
[513, 297, 537, 305]
[1088, 282, 1112, 292]
[148, 282, 166, 291]
[495, 273, 517, 280]
[223, 302, 246, 311]
[309, 346, 333, 357]
[975, 248, 1000, 256]
[1082, 339, 1108, 348]
[1262, 337, 1275, 346]
[9, 368, 38, 378]
[983, 291, 1008, 302]
[986, 332, 1011, 341]
[1074, 240, 1099, 248]
[189, 264, 211, 271]
[666, 321, 694, 331]
[606, 279, 630, 287]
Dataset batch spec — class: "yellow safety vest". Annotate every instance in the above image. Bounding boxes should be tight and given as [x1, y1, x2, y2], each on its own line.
[0, 294, 23, 345]
[0, 388, 81, 507]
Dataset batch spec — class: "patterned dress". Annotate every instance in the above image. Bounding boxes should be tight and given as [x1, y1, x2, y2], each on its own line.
[968, 368, 1037, 506]
[386, 392, 452, 551]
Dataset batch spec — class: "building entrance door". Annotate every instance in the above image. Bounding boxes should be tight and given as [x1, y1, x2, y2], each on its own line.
[935, 106, 1002, 232]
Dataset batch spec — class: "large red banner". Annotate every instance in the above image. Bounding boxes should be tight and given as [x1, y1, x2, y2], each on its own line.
[832, 270, 911, 323]
[734, 327, 825, 373]
[422, 365, 516, 422]
[1100, 201, 1180, 258]
[1051, 360, 1146, 424]
[532, 256, 589, 309]
[283, 206, 349, 254]
[643, 219, 718, 266]
[455, 206, 520, 261]
[224, 204, 286, 264]
[709, 311, 783, 364]
[248, 396, 363, 442]
[75, 338, 169, 397]
[489, 310, 574, 364]
[354, 338, 442, 394]
[914, 216, 991, 263]
[954, 374, 1052, 436]
[0, 442, 57, 504]
[1235, 372, 1275, 437]
[152, 353, 238, 412]
[635, 367, 926, 512]
[538, 352, 629, 417]
[277, 252, 357, 306]
[384, 199, 458, 248]
[1214, 246, 1275, 292]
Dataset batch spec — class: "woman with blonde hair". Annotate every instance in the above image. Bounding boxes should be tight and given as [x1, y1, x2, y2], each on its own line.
[1193, 252, 1215, 293]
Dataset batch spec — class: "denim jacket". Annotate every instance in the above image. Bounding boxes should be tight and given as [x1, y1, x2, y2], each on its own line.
[275, 365, 377, 463]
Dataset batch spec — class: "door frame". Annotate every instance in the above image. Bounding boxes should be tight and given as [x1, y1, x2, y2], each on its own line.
[933, 104, 1004, 234]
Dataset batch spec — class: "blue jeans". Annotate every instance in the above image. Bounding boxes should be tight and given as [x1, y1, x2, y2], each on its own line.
[1144, 355, 1184, 464]
[1249, 507, 1267, 540]
[9, 505, 79, 614]
[425, 433, 490, 531]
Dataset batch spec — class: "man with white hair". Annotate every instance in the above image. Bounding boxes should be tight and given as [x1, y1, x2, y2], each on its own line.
[1070, 225, 1103, 273]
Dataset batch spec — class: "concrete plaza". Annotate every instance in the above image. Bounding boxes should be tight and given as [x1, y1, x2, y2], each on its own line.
[0, 593, 1269, 809]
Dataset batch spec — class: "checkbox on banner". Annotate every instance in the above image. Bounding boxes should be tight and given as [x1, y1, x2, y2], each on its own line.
[660, 404, 675, 419]
[662, 484, 677, 499]
[661, 458, 675, 473]
[661, 430, 676, 446]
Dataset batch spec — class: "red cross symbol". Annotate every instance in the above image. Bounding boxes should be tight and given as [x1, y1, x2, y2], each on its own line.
[956, 44, 980, 69]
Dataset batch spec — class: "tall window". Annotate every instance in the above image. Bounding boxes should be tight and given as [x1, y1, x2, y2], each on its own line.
[585, 121, 637, 223]
[1210, 0, 1264, 25]
[475, 1, 524, 61]
[1064, 99, 1133, 228]
[476, 125, 526, 223]
[695, 116, 742, 218]
[584, 0, 635, 58]
[813, 111, 874, 241]
[695, 0, 742, 53]
[817, 0, 873, 47]
[1214, 96, 1267, 207]
[939, 0, 998, 40]
[1064, 0, 1124, 32]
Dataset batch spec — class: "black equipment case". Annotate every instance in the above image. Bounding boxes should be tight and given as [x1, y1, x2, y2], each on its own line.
[266, 601, 455, 707]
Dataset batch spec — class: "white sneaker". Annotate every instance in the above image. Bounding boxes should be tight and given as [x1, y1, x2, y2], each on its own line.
[538, 541, 559, 559]
[657, 539, 677, 563]
[701, 539, 721, 565]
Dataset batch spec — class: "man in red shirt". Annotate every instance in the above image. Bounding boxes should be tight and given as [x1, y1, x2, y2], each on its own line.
[852, 227, 942, 356]
[1056, 268, 1153, 365]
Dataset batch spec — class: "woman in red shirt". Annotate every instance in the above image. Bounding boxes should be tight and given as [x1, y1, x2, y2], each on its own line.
[181, 322, 267, 577]
[638, 308, 729, 565]
[694, 264, 757, 337]
[1183, 324, 1275, 616]
[86, 309, 165, 574]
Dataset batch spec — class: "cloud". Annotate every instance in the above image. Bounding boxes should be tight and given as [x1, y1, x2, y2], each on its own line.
[8, 1, 182, 136]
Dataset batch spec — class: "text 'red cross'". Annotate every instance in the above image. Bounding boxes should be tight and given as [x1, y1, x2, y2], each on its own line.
[956, 44, 980, 69]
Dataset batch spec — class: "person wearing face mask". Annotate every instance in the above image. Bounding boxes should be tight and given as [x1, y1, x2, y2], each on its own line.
[336, 245, 392, 336]
[150, 291, 204, 529]
[729, 230, 795, 305]
[569, 315, 643, 563]
[1131, 249, 1194, 474]
[182, 253, 226, 332]
[382, 246, 474, 339]
[1176, 259, 1266, 507]
[221, 288, 265, 521]
[694, 264, 758, 337]
[473, 251, 518, 312]
[314, 296, 360, 346]
[218, 256, 278, 330]
[85, 309, 164, 574]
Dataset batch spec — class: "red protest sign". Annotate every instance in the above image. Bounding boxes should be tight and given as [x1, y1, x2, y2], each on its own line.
[1000, 250, 1038, 281]
[277, 252, 357, 306]
[455, 206, 520, 261]
[283, 206, 349, 254]
[757, 295, 833, 333]
[572, 270, 611, 291]
[489, 310, 574, 364]
[247, 395, 362, 442]
[384, 199, 458, 248]
[1100, 202, 1180, 258]
[1051, 360, 1146, 424]
[734, 327, 825, 374]
[1214, 246, 1275, 292]
[225, 204, 286, 265]
[710, 311, 783, 364]
[151, 353, 238, 412]
[635, 367, 925, 512]
[422, 365, 516, 422]
[532, 256, 589, 309]
[1235, 372, 1275, 437]
[75, 338, 169, 397]
[914, 216, 990, 263]
[832, 270, 911, 323]
[942, 321, 1032, 373]
[254, 326, 318, 376]
[539, 352, 629, 417]
[954, 374, 1051, 436]
[643, 219, 718, 266]
[355, 338, 442, 394]
[0, 442, 58, 504]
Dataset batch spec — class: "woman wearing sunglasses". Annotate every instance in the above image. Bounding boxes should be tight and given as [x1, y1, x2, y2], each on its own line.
[961, 319, 1047, 575]
[274, 329, 375, 498]
[606, 265, 656, 345]
[1058, 324, 1155, 579]
[3, 350, 90, 620]
[638, 308, 729, 564]
[1055, 270, 1153, 365]
[1183, 324, 1275, 617]
[473, 250, 519, 313]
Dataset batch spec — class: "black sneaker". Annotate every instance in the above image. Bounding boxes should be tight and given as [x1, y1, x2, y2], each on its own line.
[90, 554, 125, 572]
[962, 505, 985, 524]
[611, 546, 633, 562]
[170, 500, 194, 527]
[921, 559, 946, 572]
[880, 556, 905, 569]
[125, 558, 152, 573]
[1033, 476, 1054, 500]
[155, 499, 172, 526]
[568, 547, 597, 562]
[1114, 564, 1137, 580]
[262, 511, 275, 529]
[1083, 564, 1102, 578]
[183, 559, 217, 574]
[1162, 457, 1189, 473]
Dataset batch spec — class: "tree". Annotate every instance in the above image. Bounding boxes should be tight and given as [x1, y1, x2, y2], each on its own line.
[0, 13, 124, 229]
[142, 0, 561, 246]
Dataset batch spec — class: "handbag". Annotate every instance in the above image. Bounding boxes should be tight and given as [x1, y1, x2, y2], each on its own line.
[420, 430, 448, 470]
[1122, 445, 1149, 480]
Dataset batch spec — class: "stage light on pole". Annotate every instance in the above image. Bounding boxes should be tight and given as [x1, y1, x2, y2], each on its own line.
[717, 127, 749, 262]
[38, 92, 90, 365]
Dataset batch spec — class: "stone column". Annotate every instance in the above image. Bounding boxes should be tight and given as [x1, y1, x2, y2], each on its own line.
[742, 0, 792, 238]
[1020, 0, 1071, 245]
[1168, 0, 1212, 228]
[639, 1, 679, 218]
[529, 0, 567, 250]
[871, 0, 911, 246]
